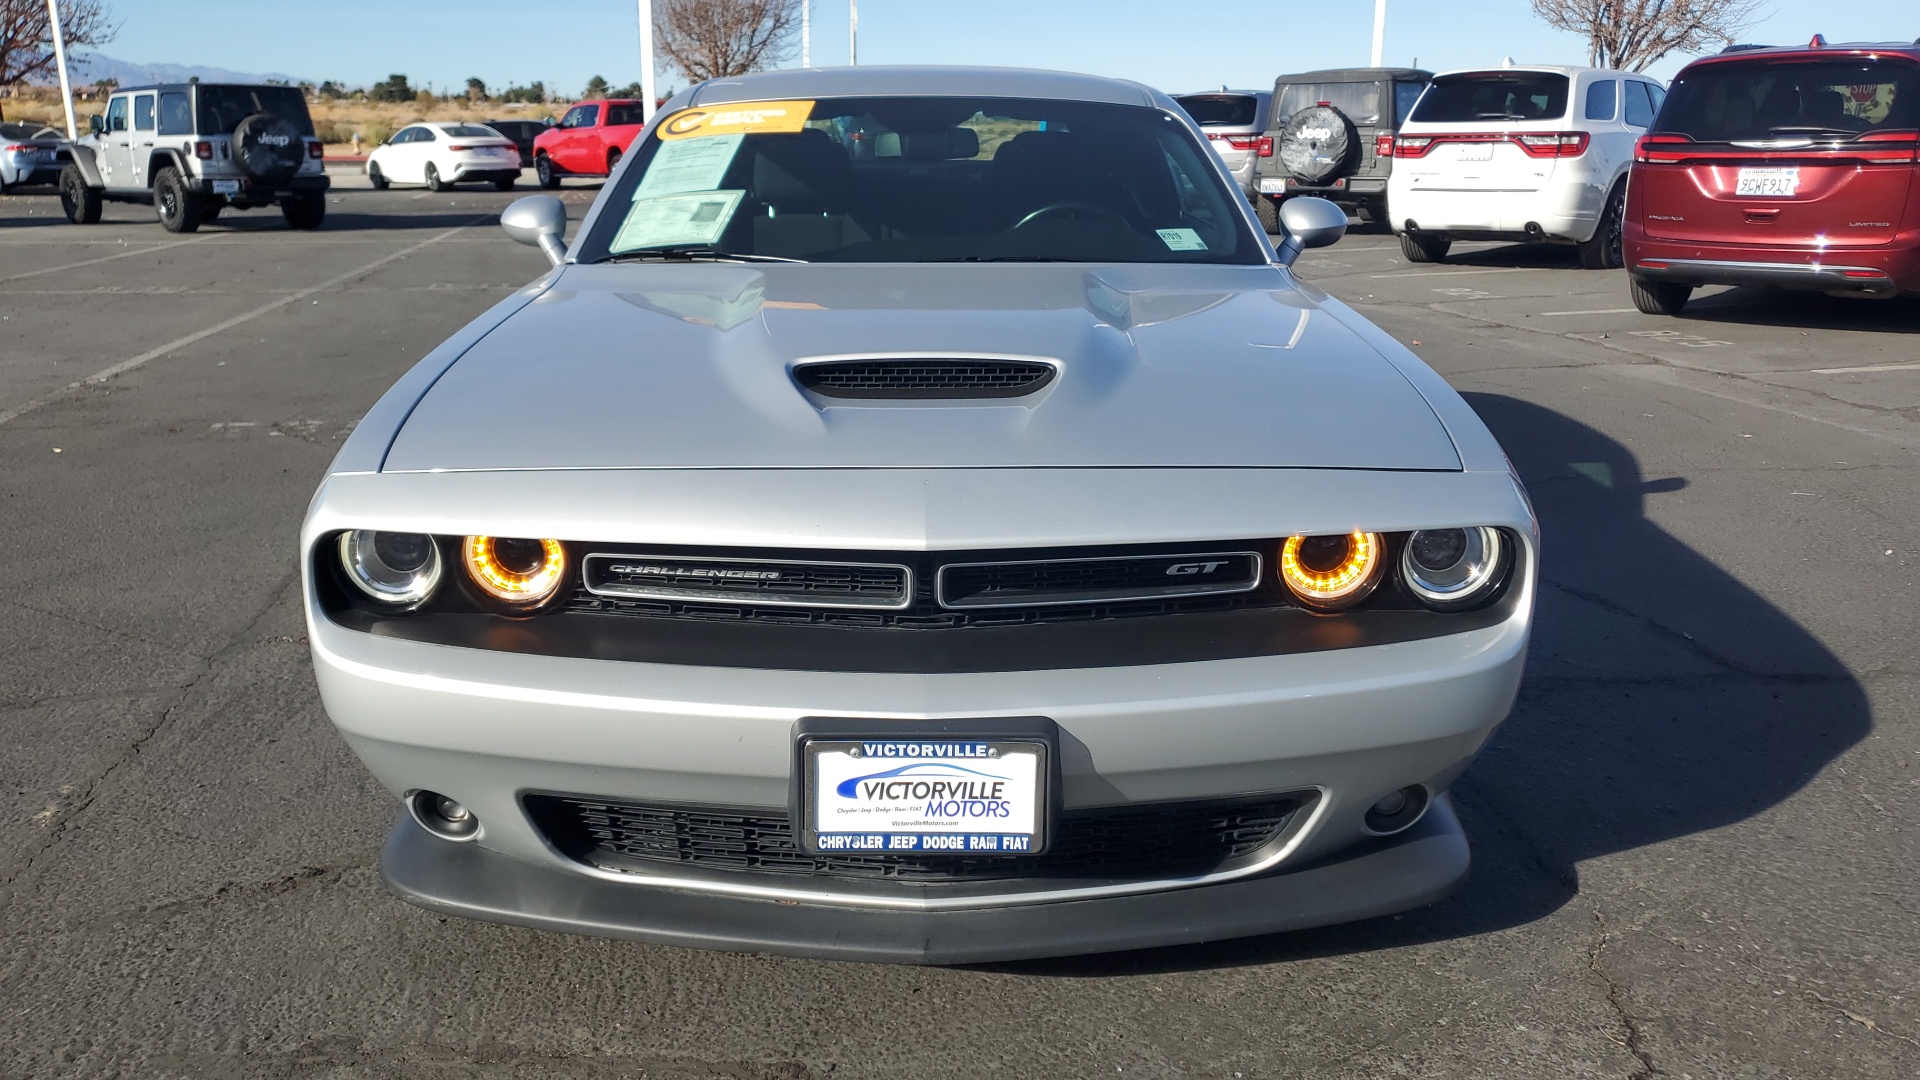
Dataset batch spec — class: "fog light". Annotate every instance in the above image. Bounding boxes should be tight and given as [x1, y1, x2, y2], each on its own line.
[1364, 786, 1430, 835]
[409, 790, 480, 840]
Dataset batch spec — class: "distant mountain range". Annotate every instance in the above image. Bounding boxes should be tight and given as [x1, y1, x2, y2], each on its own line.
[34, 53, 311, 88]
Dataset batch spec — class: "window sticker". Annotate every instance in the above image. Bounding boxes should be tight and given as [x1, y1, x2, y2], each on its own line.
[636, 134, 743, 199]
[1156, 228, 1209, 252]
[612, 190, 746, 250]
[657, 100, 815, 140]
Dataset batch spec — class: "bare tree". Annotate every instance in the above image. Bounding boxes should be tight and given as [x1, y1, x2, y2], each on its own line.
[1530, 0, 1764, 72]
[0, 0, 118, 86]
[655, 0, 800, 83]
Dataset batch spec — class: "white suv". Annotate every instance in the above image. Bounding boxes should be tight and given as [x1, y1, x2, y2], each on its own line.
[1386, 65, 1666, 267]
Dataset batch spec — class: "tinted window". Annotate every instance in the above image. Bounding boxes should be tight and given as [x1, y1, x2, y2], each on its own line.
[1656, 60, 1917, 140]
[0, 122, 46, 139]
[444, 124, 499, 137]
[106, 97, 127, 133]
[1624, 81, 1656, 127]
[1393, 81, 1428, 124]
[1412, 72, 1570, 122]
[1647, 83, 1667, 114]
[562, 105, 601, 128]
[584, 96, 1260, 266]
[133, 94, 154, 131]
[1585, 79, 1618, 121]
[606, 104, 645, 126]
[394, 127, 424, 143]
[415, 127, 438, 142]
[1273, 82, 1384, 124]
[158, 91, 191, 135]
[195, 85, 316, 136]
[1174, 94, 1258, 127]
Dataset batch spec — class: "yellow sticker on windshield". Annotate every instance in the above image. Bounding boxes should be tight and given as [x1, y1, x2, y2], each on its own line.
[658, 100, 815, 140]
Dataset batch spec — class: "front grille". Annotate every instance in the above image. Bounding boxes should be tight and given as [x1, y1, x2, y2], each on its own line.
[582, 554, 910, 610]
[794, 359, 1056, 399]
[526, 793, 1306, 883]
[938, 552, 1261, 609]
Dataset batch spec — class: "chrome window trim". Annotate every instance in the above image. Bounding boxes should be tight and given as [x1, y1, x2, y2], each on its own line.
[581, 553, 915, 611]
[530, 786, 1331, 911]
[935, 550, 1264, 610]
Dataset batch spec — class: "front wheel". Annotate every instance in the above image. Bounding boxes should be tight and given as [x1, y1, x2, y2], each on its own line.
[1578, 182, 1627, 269]
[154, 167, 203, 233]
[535, 154, 559, 190]
[59, 165, 103, 224]
[282, 192, 326, 230]
[1629, 276, 1691, 316]
[1398, 232, 1449, 263]
[424, 163, 449, 193]
[368, 161, 390, 190]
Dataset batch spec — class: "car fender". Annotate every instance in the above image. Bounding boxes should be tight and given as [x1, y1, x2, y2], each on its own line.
[64, 143, 106, 188]
[146, 147, 191, 183]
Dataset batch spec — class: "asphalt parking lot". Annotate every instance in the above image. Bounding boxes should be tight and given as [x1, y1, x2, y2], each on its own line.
[1, 174, 1916, 1079]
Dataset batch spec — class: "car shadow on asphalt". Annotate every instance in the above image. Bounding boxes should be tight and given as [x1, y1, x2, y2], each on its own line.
[990, 394, 1870, 977]
[1429, 242, 1587, 270]
[1669, 288, 1920, 334]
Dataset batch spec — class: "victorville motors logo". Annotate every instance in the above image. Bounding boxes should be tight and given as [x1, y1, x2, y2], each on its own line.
[835, 762, 1014, 819]
[810, 740, 1043, 852]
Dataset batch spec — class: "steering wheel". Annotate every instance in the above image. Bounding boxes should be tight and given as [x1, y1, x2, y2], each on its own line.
[1013, 200, 1130, 230]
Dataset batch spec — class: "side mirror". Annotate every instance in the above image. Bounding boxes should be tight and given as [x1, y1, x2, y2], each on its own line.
[1273, 197, 1349, 266]
[501, 195, 568, 267]
[87, 114, 103, 136]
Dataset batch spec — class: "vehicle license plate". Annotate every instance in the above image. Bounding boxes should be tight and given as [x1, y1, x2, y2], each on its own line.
[1259, 178, 1288, 194]
[211, 180, 240, 195]
[803, 737, 1048, 855]
[1736, 167, 1799, 197]
[1454, 142, 1494, 161]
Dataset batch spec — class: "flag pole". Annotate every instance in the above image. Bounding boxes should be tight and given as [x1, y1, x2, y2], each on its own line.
[802, 1, 811, 68]
[638, 0, 658, 122]
[48, 0, 79, 139]
[849, 0, 857, 66]
[1370, 0, 1387, 67]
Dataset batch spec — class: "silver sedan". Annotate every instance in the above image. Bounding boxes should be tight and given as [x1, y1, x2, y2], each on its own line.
[0, 121, 65, 193]
[302, 66, 1536, 963]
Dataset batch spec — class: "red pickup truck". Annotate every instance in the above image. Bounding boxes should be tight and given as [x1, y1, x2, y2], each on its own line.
[533, 99, 648, 188]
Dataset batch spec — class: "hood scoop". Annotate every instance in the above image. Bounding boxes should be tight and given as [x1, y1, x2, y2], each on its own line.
[794, 358, 1057, 400]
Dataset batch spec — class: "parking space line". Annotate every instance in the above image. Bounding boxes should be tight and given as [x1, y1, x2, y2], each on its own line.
[0, 238, 207, 285]
[1538, 308, 1638, 317]
[1808, 361, 1920, 375]
[0, 217, 492, 429]
[1368, 267, 1538, 279]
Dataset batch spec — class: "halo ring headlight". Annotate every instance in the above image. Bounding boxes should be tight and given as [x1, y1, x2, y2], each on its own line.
[1401, 526, 1508, 610]
[338, 530, 443, 608]
[463, 536, 567, 607]
[1279, 531, 1385, 611]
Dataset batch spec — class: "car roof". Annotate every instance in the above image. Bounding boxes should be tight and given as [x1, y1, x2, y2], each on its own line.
[1173, 89, 1269, 98]
[1428, 64, 1651, 79]
[1687, 41, 1920, 67]
[684, 66, 1164, 109]
[1273, 68, 1432, 83]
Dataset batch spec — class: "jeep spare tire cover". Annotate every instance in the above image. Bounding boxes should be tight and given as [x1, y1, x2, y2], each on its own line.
[1276, 106, 1356, 185]
[233, 113, 305, 183]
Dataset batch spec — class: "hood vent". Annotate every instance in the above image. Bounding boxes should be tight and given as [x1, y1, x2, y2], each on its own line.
[794, 359, 1056, 400]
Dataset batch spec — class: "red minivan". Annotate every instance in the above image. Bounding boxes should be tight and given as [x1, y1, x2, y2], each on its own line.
[1624, 39, 1920, 315]
[532, 99, 649, 189]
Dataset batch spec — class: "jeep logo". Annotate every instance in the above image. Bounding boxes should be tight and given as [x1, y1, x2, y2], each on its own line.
[1300, 126, 1332, 140]
[1166, 561, 1228, 576]
[258, 134, 291, 147]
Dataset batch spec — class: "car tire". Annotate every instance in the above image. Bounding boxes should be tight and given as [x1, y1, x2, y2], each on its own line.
[282, 191, 326, 230]
[1629, 276, 1691, 316]
[535, 154, 560, 190]
[606, 147, 623, 175]
[1398, 232, 1449, 264]
[368, 161, 390, 190]
[1254, 194, 1280, 234]
[1275, 105, 1357, 186]
[493, 176, 516, 192]
[59, 165, 103, 225]
[1578, 181, 1627, 270]
[425, 163, 449, 193]
[154, 166, 203, 233]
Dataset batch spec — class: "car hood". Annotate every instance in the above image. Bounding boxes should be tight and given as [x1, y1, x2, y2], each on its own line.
[380, 262, 1461, 472]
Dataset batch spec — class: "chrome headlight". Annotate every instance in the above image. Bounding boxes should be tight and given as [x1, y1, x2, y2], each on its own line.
[1400, 527, 1508, 610]
[1278, 531, 1385, 612]
[337, 531, 443, 607]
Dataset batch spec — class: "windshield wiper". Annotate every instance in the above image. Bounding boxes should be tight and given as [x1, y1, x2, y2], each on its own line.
[598, 246, 807, 264]
[916, 255, 1083, 263]
[1764, 125, 1859, 138]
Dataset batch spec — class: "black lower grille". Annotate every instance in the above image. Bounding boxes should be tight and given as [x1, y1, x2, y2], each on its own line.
[526, 793, 1306, 883]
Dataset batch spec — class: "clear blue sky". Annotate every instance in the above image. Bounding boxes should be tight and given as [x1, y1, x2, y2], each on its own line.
[98, 0, 1918, 100]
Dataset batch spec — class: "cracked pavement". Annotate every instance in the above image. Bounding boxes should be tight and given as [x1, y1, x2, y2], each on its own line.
[1, 185, 1915, 1078]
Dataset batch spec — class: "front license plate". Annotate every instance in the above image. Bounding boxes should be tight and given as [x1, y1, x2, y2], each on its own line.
[804, 738, 1048, 855]
[1259, 177, 1287, 194]
[211, 179, 240, 195]
[1736, 167, 1799, 197]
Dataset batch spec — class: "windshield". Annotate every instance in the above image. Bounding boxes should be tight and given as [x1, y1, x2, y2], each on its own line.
[579, 96, 1262, 265]
[195, 85, 315, 136]
[1273, 83, 1384, 125]
[1655, 60, 1918, 141]
[1175, 94, 1259, 127]
[0, 121, 57, 140]
[1412, 72, 1570, 122]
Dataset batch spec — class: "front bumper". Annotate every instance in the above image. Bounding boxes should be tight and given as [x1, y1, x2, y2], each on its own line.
[382, 795, 1469, 963]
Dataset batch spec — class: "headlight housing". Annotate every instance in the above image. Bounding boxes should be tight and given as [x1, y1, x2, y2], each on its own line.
[462, 536, 568, 609]
[1400, 526, 1509, 610]
[337, 530, 443, 608]
[1278, 531, 1385, 612]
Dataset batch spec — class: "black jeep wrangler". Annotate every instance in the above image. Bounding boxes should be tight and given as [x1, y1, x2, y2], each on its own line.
[1252, 67, 1431, 228]
[59, 82, 330, 233]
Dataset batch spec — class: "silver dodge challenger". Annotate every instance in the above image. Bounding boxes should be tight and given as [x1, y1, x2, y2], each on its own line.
[303, 66, 1536, 963]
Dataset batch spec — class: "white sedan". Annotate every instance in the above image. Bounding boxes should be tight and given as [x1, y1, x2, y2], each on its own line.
[367, 123, 522, 192]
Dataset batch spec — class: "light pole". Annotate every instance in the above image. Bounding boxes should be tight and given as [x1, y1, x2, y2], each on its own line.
[47, 0, 78, 139]
[1370, 0, 1386, 67]
[849, 0, 857, 66]
[638, 0, 658, 122]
